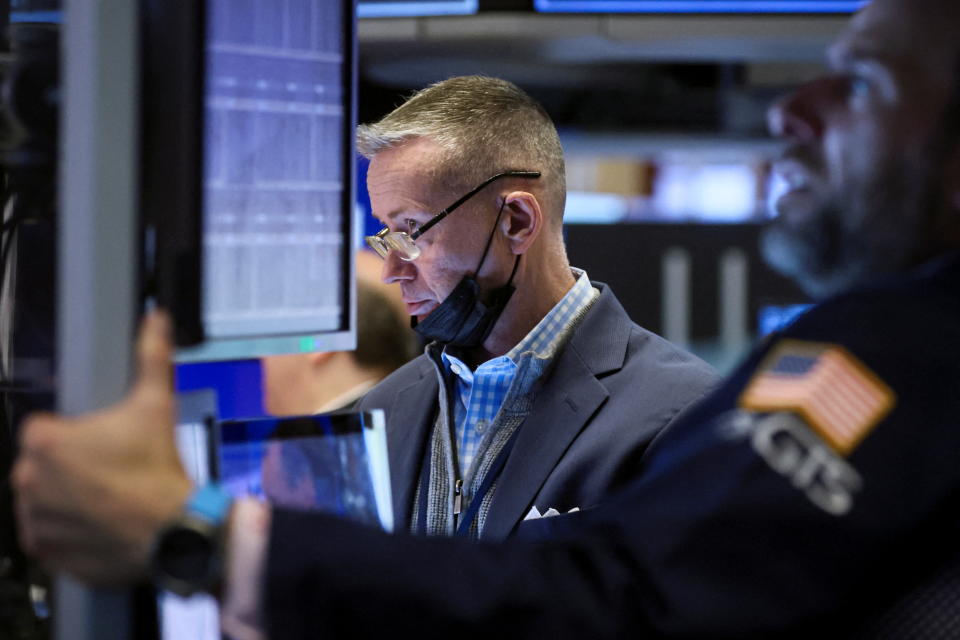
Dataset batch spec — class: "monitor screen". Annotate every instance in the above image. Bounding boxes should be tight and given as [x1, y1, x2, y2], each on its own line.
[358, 0, 478, 18]
[534, 0, 867, 13]
[216, 412, 392, 529]
[141, 0, 357, 362]
[161, 401, 392, 640]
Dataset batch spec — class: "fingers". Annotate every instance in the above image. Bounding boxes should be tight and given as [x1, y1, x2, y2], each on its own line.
[13, 412, 62, 555]
[12, 457, 36, 555]
[133, 309, 174, 399]
[13, 500, 142, 587]
[16, 411, 57, 454]
[11, 315, 183, 586]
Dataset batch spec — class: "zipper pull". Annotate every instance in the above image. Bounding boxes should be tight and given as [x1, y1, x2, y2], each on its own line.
[453, 479, 463, 515]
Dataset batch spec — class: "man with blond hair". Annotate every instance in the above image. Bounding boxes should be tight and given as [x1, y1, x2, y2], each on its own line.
[356, 75, 716, 540]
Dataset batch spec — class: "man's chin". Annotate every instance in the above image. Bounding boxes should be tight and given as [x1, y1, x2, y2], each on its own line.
[772, 188, 824, 229]
[405, 301, 437, 317]
[763, 219, 871, 301]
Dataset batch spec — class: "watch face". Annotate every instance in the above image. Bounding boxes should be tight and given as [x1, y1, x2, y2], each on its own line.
[161, 527, 215, 580]
[154, 520, 220, 597]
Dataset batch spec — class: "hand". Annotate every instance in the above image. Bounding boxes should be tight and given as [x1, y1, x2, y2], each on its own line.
[13, 310, 193, 587]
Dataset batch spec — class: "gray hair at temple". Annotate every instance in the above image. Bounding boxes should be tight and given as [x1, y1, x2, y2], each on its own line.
[356, 75, 567, 229]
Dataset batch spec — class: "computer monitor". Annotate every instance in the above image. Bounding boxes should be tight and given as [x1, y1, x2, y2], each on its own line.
[534, 0, 868, 13]
[216, 412, 392, 530]
[358, 0, 478, 17]
[140, 0, 357, 362]
[161, 403, 391, 640]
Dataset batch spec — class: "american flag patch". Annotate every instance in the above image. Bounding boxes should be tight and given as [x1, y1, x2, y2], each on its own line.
[738, 340, 896, 456]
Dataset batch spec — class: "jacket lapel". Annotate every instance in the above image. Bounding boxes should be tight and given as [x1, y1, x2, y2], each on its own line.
[481, 284, 631, 540]
[385, 357, 438, 532]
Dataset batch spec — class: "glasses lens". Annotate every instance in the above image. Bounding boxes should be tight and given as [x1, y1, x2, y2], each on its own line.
[365, 233, 390, 259]
[385, 232, 421, 261]
[365, 230, 421, 261]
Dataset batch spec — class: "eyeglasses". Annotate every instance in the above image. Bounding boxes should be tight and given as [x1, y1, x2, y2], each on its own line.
[365, 170, 541, 261]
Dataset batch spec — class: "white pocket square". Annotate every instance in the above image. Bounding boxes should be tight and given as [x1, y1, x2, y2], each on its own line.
[524, 506, 580, 520]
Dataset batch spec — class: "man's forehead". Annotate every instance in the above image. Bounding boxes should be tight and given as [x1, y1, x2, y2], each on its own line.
[367, 145, 444, 222]
[830, 0, 960, 68]
[370, 136, 445, 173]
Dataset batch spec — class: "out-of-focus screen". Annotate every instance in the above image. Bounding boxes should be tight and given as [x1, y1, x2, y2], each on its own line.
[162, 406, 392, 640]
[358, 0, 478, 17]
[10, 0, 62, 23]
[217, 412, 391, 529]
[535, 0, 867, 12]
[177, 0, 356, 362]
[757, 302, 812, 336]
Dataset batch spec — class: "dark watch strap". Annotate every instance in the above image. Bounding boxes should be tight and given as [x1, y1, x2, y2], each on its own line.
[151, 484, 233, 597]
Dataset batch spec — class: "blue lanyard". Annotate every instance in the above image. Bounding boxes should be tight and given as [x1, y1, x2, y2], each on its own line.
[416, 423, 522, 538]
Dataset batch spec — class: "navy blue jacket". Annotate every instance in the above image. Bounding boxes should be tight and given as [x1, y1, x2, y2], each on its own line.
[267, 254, 960, 639]
[357, 282, 718, 540]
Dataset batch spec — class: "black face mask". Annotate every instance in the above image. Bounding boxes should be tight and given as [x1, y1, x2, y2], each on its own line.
[412, 201, 520, 348]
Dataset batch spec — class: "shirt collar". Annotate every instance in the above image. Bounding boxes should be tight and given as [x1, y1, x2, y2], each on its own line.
[505, 267, 596, 362]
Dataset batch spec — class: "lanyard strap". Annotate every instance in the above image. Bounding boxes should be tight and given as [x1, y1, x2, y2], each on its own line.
[416, 422, 522, 538]
[454, 425, 521, 537]
[415, 435, 433, 534]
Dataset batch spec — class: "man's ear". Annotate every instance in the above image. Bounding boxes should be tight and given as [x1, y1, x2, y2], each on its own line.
[500, 191, 543, 255]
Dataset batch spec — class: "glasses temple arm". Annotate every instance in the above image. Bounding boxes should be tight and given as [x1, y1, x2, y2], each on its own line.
[411, 170, 540, 240]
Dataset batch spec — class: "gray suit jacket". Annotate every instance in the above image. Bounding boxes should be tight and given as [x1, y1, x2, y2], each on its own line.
[358, 282, 718, 540]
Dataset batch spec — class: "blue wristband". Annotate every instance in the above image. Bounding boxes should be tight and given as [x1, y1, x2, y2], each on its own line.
[185, 484, 233, 525]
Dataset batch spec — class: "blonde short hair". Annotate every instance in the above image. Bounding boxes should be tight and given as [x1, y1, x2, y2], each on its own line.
[357, 76, 566, 226]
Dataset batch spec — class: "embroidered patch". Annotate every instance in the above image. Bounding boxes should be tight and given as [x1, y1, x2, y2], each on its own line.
[738, 340, 895, 456]
[719, 410, 863, 516]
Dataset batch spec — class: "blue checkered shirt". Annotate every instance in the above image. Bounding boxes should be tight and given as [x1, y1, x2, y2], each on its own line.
[441, 269, 599, 474]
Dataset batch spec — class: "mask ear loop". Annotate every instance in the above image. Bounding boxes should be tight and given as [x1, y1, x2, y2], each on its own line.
[505, 250, 521, 286]
[472, 198, 522, 293]
[472, 198, 509, 276]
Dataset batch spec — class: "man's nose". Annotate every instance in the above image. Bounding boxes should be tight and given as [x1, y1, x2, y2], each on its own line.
[768, 79, 827, 143]
[381, 250, 415, 284]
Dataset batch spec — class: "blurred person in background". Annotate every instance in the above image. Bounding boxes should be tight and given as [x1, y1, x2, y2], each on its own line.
[261, 272, 418, 415]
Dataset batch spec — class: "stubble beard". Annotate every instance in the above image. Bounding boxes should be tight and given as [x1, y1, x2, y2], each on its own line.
[762, 147, 938, 300]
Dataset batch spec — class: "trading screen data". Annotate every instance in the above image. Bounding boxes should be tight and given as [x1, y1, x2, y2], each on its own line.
[534, 0, 868, 12]
[203, 0, 347, 340]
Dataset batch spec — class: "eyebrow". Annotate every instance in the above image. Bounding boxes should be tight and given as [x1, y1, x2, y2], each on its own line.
[374, 208, 431, 226]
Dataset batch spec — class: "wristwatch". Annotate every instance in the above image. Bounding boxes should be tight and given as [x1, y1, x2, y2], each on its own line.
[150, 484, 233, 597]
